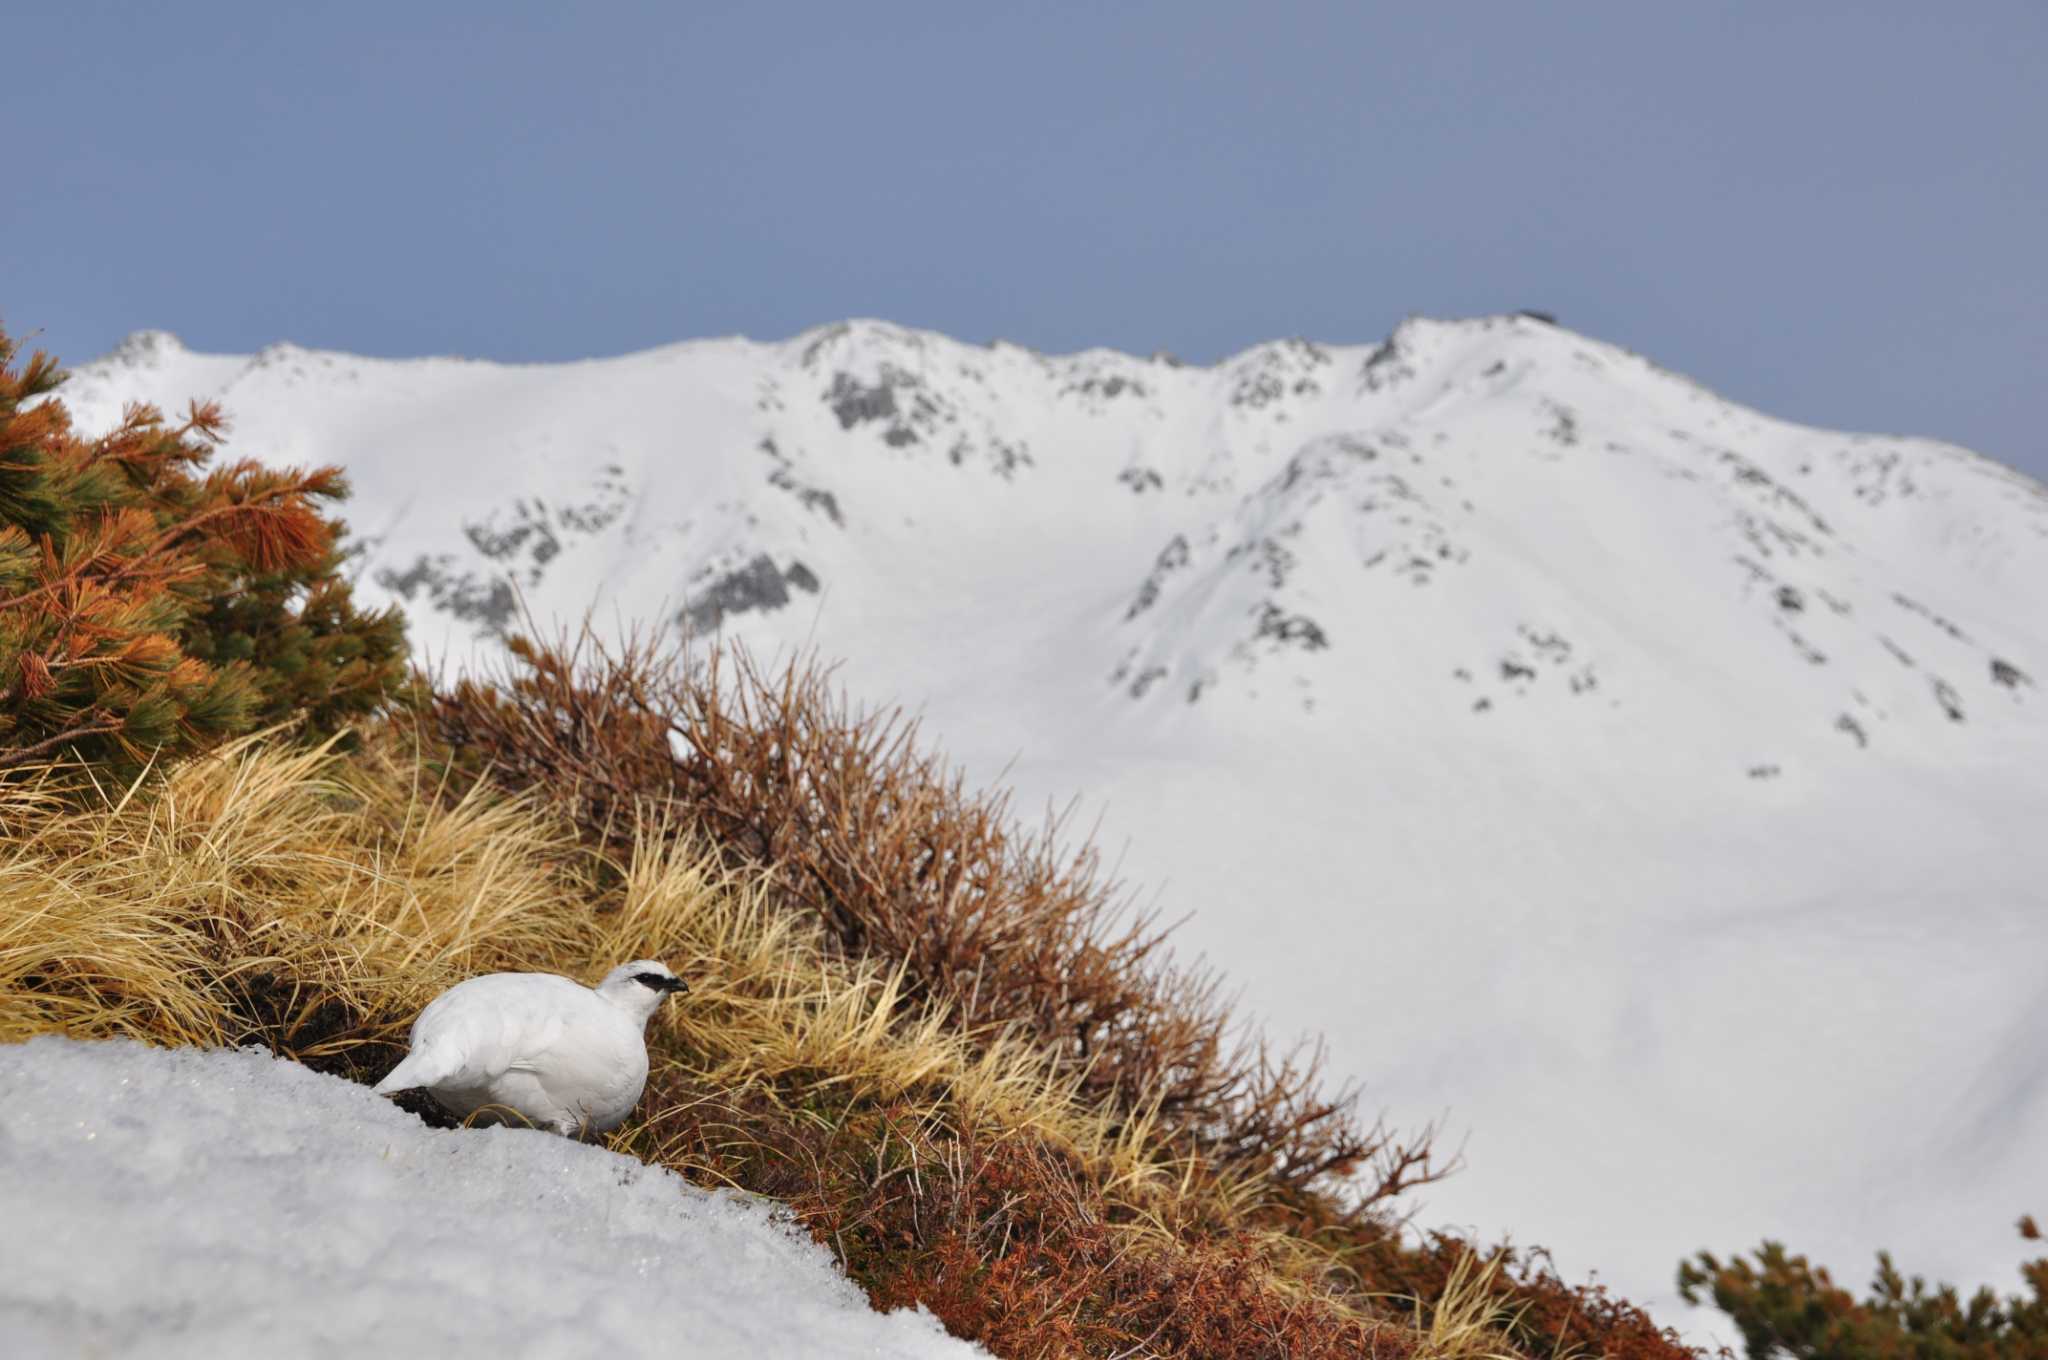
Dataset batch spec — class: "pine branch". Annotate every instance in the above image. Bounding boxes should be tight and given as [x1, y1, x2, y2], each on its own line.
[0, 472, 336, 615]
[0, 716, 123, 771]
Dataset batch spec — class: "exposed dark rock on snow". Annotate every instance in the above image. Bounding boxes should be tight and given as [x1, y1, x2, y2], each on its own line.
[376, 555, 520, 632]
[682, 555, 821, 633]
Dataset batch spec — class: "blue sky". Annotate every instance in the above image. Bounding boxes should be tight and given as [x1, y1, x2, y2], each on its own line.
[7, 2, 2043, 480]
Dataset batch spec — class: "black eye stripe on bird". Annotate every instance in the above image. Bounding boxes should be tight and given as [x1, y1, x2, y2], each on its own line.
[634, 972, 685, 992]
[373, 960, 685, 1137]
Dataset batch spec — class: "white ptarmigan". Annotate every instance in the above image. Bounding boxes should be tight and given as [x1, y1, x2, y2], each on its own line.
[373, 960, 687, 1136]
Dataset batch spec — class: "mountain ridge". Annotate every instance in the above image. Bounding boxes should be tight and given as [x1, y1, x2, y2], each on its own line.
[63, 314, 2045, 736]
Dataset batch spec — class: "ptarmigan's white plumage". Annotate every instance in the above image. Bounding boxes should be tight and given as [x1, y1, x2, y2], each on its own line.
[373, 960, 686, 1136]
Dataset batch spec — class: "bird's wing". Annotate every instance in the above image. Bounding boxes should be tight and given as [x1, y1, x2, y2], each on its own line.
[374, 974, 581, 1093]
[498, 1009, 573, 1077]
[513, 1005, 638, 1080]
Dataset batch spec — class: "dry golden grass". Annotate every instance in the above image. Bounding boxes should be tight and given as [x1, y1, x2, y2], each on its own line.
[0, 736, 1099, 1147]
[3, 734, 1551, 1359]
[1403, 1254, 1542, 1360]
[1, 737, 564, 1056]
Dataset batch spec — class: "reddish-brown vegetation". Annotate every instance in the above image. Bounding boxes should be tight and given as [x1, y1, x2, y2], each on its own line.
[1359, 1232, 1705, 1360]
[426, 628, 1442, 1214]
[641, 1073, 1418, 1360]
[423, 624, 1704, 1360]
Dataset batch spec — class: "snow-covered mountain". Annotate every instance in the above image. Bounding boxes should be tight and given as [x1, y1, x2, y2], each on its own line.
[63, 315, 2048, 1337]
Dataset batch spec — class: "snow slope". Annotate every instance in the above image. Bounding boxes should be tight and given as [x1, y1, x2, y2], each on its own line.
[62, 315, 2048, 1334]
[0, 1037, 982, 1360]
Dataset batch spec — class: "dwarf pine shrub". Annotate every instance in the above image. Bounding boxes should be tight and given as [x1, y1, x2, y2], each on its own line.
[1680, 1220, 2048, 1360]
[0, 327, 406, 775]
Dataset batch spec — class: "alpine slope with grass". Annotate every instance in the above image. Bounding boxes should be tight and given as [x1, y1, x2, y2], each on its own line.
[1, 322, 1679, 1360]
[56, 313, 2048, 1336]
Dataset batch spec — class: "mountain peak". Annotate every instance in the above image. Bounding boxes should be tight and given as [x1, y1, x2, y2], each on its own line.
[103, 329, 187, 367]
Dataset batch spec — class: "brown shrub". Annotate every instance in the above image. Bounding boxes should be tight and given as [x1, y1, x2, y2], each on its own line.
[1357, 1232, 1708, 1360]
[425, 625, 1446, 1216]
[635, 1070, 1420, 1360]
[420, 625, 1710, 1360]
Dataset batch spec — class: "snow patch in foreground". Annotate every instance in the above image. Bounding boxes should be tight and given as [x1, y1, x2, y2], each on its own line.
[0, 1037, 983, 1360]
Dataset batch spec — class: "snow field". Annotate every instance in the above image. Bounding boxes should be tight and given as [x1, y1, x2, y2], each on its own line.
[0, 1036, 984, 1360]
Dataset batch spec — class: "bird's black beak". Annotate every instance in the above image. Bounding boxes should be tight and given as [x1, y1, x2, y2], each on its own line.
[664, 977, 689, 995]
